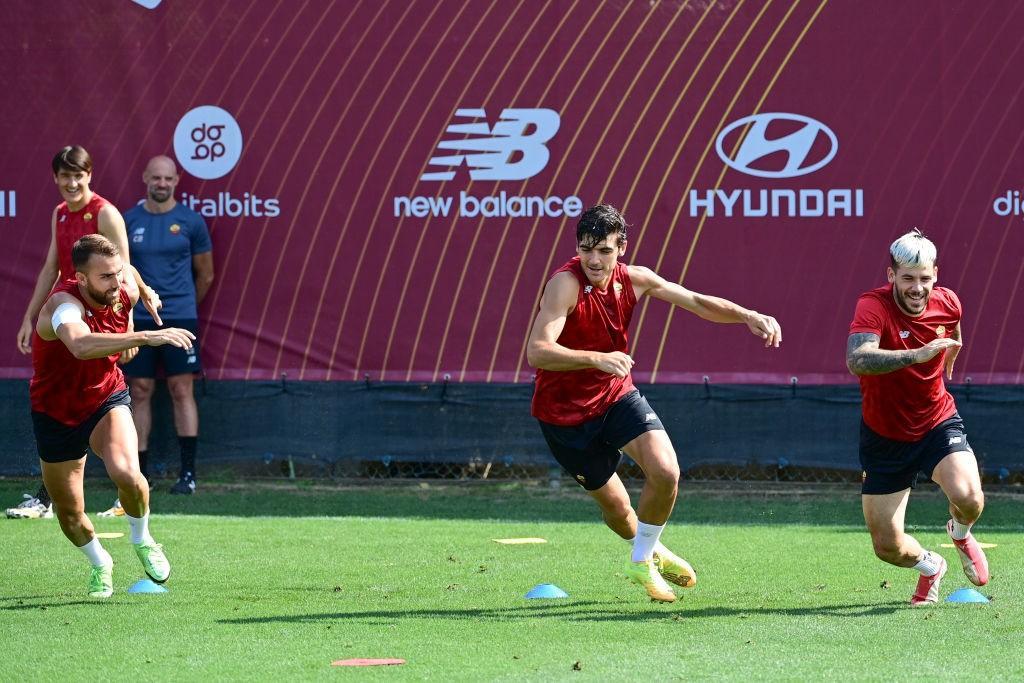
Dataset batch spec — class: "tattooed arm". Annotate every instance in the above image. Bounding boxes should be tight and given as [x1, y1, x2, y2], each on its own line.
[846, 332, 962, 376]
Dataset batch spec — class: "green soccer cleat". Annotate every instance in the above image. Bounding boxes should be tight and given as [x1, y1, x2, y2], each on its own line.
[624, 559, 677, 603]
[653, 547, 698, 588]
[134, 540, 170, 583]
[88, 563, 113, 598]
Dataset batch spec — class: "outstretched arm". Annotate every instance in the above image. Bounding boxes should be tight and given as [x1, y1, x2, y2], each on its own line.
[526, 272, 634, 378]
[629, 265, 782, 347]
[846, 332, 962, 376]
[37, 293, 194, 361]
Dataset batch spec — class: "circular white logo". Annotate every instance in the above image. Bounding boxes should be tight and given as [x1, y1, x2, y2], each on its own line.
[173, 105, 243, 180]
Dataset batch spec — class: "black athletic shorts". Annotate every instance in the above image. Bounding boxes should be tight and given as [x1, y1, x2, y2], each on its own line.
[859, 413, 972, 495]
[537, 390, 665, 491]
[121, 318, 201, 378]
[32, 388, 132, 463]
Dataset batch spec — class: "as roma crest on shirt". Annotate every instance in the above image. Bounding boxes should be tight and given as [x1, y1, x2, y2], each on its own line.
[613, 282, 623, 294]
[112, 301, 123, 313]
[83, 212, 93, 221]
[169, 223, 181, 234]
[935, 325, 946, 338]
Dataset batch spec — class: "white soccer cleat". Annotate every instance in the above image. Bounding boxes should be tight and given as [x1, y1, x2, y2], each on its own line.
[6, 494, 53, 519]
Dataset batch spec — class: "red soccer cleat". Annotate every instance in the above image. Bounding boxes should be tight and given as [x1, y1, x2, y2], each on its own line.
[910, 555, 947, 606]
[947, 519, 990, 586]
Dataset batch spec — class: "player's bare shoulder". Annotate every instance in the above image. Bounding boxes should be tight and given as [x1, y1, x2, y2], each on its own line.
[542, 270, 581, 314]
[627, 264, 661, 298]
[36, 292, 83, 341]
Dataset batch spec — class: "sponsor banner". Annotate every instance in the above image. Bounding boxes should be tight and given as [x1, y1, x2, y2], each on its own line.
[1, 1, 1023, 384]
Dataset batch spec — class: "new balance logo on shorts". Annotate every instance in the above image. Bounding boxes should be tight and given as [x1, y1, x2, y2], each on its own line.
[420, 108, 560, 181]
[645, 413, 657, 423]
[949, 436, 962, 445]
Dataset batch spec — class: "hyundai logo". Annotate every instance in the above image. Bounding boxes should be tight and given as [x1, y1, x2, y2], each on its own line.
[716, 113, 838, 179]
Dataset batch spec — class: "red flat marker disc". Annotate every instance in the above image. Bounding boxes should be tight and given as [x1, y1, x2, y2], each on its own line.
[332, 659, 406, 667]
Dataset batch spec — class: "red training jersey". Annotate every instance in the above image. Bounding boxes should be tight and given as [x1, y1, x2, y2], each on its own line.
[532, 257, 637, 426]
[30, 279, 130, 426]
[55, 193, 111, 280]
[849, 284, 960, 441]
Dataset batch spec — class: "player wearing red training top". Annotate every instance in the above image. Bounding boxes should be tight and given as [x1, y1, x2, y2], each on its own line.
[847, 229, 989, 606]
[33, 234, 193, 598]
[7, 146, 163, 521]
[527, 205, 782, 603]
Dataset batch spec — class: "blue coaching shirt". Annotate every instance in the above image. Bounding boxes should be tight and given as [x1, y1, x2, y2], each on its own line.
[124, 203, 212, 322]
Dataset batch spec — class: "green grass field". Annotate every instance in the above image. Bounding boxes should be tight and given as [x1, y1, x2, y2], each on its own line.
[3, 479, 1022, 681]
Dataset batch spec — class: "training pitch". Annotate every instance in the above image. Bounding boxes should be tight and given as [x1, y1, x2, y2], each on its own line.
[3, 480, 1022, 680]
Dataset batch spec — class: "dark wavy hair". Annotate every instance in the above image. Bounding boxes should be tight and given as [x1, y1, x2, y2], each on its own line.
[576, 204, 628, 248]
[52, 145, 93, 175]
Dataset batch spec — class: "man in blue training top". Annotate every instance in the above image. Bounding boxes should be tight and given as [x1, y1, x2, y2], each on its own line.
[107, 155, 213, 506]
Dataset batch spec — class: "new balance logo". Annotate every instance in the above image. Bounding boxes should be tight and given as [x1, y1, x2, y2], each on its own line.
[899, 330, 910, 339]
[644, 413, 657, 423]
[584, 285, 593, 294]
[949, 436, 962, 445]
[420, 108, 560, 181]
[0, 190, 14, 217]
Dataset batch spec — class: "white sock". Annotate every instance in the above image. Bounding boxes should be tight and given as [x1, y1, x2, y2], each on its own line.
[631, 522, 665, 562]
[912, 550, 941, 576]
[623, 538, 671, 555]
[78, 537, 112, 567]
[126, 511, 154, 545]
[950, 519, 971, 540]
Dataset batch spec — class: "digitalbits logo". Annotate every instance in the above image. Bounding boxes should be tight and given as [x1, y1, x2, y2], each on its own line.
[174, 106, 243, 180]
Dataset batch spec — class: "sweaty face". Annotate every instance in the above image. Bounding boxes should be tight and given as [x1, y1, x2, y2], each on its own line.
[80, 255, 124, 307]
[54, 169, 91, 206]
[144, 160, 178, 204]
[576, 235, 625, 287]
[888, 263, 936, 317]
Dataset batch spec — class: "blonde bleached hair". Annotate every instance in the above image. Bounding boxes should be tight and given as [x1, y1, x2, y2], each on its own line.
[889, 228, 937, 269]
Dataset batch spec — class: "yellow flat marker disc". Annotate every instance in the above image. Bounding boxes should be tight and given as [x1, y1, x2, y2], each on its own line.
[493, 538, 547, 545]
[940, 542, 996, 549]
[95, 532, 124, 539]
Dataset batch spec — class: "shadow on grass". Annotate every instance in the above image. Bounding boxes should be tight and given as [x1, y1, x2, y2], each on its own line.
[218, 600, 905, 625]
[1, 599, 110, 611]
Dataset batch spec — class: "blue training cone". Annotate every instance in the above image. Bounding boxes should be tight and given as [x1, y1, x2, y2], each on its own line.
[525, 583, 569, 599]
[128, 579, 168, 594]
[945, 588, 988, 604]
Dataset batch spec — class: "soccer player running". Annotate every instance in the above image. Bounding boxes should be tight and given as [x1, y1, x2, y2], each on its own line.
[8, 146, 162, 520]
[32, 234, 192, 597]
[847, 229, 989, 606]
[527, 205, 782, 603]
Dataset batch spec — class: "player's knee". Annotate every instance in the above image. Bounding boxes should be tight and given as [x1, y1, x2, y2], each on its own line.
[107, 460, 142, 488]
[647, 457, 680, 490]
[870, 533, 901, 562]
[954, 487, 985, 520]
[601, 498, 633, 525]
[130, 380, 155, 403]
[55, 505, 86, 531]
[167, 379, 194, 403]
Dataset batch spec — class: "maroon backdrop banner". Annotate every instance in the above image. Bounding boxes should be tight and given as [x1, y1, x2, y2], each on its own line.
[2, 1, 1022, 383]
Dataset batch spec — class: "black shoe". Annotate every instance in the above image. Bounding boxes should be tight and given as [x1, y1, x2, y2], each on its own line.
[169, 475, 196, 495]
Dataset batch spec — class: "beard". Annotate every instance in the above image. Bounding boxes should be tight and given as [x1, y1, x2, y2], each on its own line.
[149, 187, 172, 203]
[86, 282, 119, 307]
[894, 287, 929, 315]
